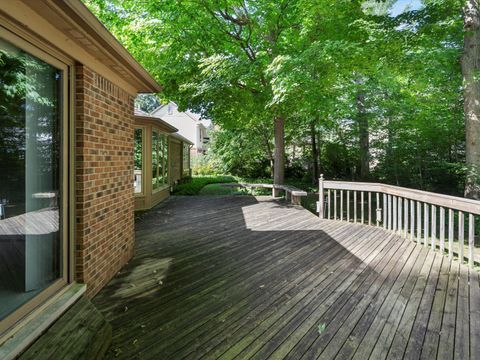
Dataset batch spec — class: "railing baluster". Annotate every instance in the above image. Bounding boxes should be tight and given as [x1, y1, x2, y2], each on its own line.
[361, 191, 365, 224]
[431, 205, 437, 251]
[388, 195, 392, 230]
[354, 191, 357, 223]
[376, 193, 381, 227]
[448, 209, 454, 260]
[327, 189, 331, 220]
[404, 198, 408, 238]
[340, 190, 344, 221]
[398, 197, 402, 234]
[439, 207, 445, 254]
[469, 213, 475, 268]
[318, 175, 324, 219]
[368, 192, 372, 226]
[393, 196, 397, 231]
[424, 203, 429, 247]
[383, 194, 387, 229]
[410, 199, 415, 241]
[347, 190, 350, 222]
[459, 211, 464, 264]
[417, 201, 422, 244]
[334, 190, 337, 220]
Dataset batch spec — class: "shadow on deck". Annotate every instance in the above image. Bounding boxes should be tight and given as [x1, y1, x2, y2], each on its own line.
[93, 195, 480, 359]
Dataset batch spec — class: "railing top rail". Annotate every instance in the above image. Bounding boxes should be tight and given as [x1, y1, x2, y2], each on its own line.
[322, 180, 480, 215]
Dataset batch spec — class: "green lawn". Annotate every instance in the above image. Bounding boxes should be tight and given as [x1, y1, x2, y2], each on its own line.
[199, 183, 248, 196]
[173, 175, 318, 215]
[172, 175, 237, 195]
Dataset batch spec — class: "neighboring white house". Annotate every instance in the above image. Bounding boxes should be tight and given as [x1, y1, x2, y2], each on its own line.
[150, 102, 211, 155]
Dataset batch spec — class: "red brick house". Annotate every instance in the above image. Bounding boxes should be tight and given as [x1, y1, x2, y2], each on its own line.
[0, 1, 163, 356]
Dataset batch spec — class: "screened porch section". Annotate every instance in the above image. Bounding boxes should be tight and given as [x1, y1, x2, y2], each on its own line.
[133, 115, 177, 211]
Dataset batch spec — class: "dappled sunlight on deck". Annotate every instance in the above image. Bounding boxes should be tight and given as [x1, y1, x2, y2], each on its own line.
[93, 195, 480, 359]
[241, 200, 321, 231]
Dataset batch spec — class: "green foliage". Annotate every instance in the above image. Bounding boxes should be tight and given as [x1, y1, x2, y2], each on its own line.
[207, 125, 273, 178]
[84, 0, 470, 196]
[317, 323, 326, 335]
[135, 93, 160, 113]
[198, 183, 249, 196]
[191, 155, 218, 176]
[172, 175, 237, 195]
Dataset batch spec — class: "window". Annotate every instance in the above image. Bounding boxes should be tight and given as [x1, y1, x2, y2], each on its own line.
[183, 144, 190, 174]
[152, 130, 168, 190]
[134, 128, 143, 194]
[0, 35, 68, 327]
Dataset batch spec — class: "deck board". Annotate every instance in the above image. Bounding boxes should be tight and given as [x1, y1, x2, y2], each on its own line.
[93, 195, 479, 359]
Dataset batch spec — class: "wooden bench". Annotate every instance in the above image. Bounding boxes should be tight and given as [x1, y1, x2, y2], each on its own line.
[239, 183, 308, 205]
[279, 185, 308, 205]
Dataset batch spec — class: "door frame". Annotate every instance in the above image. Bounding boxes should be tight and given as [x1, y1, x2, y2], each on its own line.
[0, 24, 74, 337]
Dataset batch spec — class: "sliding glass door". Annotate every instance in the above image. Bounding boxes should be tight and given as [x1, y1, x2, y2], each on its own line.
[0, 33, 68, 333]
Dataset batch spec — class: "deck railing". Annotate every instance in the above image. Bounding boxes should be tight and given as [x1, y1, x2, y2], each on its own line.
[317, 175, 480, 268]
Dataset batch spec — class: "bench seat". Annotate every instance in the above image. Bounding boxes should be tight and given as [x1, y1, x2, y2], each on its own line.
[239, 183, 308, 205]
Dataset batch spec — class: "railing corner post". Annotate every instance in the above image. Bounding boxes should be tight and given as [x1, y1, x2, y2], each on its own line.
[319, 174, 325, 219]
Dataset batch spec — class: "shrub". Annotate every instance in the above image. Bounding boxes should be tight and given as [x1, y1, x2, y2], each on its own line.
[191, 155, 219, 176]
[173, 175, 237, 195]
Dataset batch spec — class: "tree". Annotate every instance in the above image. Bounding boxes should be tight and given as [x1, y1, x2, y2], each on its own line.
[310, 120, 320, 184]
[462, 0, 480, 199]
[356, 87, 370, 179]
[85, 0, 309, 185]
[84, 0, 471, 197]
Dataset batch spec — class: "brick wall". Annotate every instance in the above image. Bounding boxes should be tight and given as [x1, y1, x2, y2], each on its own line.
[75, 64, 135, 297]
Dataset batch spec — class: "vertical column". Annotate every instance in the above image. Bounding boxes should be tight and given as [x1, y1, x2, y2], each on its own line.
[318, 175, 324, 219]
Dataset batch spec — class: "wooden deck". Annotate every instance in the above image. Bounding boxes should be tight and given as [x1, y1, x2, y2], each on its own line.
[93, 195, 480, 359]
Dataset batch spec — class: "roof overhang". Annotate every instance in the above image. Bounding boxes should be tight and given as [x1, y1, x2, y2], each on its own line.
[170, 133, 194, 145]
[135, 115, 178, 133]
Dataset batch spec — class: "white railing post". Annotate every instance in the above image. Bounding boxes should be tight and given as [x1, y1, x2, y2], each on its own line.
[468, 214, 475, 268]
[448, 209, 454, 260]
[376, 192, 381, 227]
[459, 211, 465, 264]
[368, 192, 372, 226]
[340, 190, 344, 221]
[334, 190, 337, 220]
[383, 194, 387, 228]
[469, 213, 475, 268]
[318, 174, 324, 219]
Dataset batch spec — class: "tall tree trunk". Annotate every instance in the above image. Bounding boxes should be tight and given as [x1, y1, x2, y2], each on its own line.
[462, 0, 480, 199]
[262, 132, 274, 178]
[317, 130, 322, 174]
[356, 92, 370, 180]
[310, 120, 319, 185]
[274, 116, 285, 185]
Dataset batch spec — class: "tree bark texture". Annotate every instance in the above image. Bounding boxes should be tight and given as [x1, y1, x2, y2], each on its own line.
[274, 116, 285, 185]
[356, 92, 370, 180]
[310, 121, 319, 185]
[462, 0, 480, 199]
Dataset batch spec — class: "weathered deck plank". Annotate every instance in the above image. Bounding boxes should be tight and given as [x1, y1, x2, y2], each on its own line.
[92, 195, 479, 359]
[454, 264, 470, 359]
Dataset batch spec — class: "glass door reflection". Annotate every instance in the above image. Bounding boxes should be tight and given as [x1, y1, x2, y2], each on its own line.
[0, 37, 63, 321]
